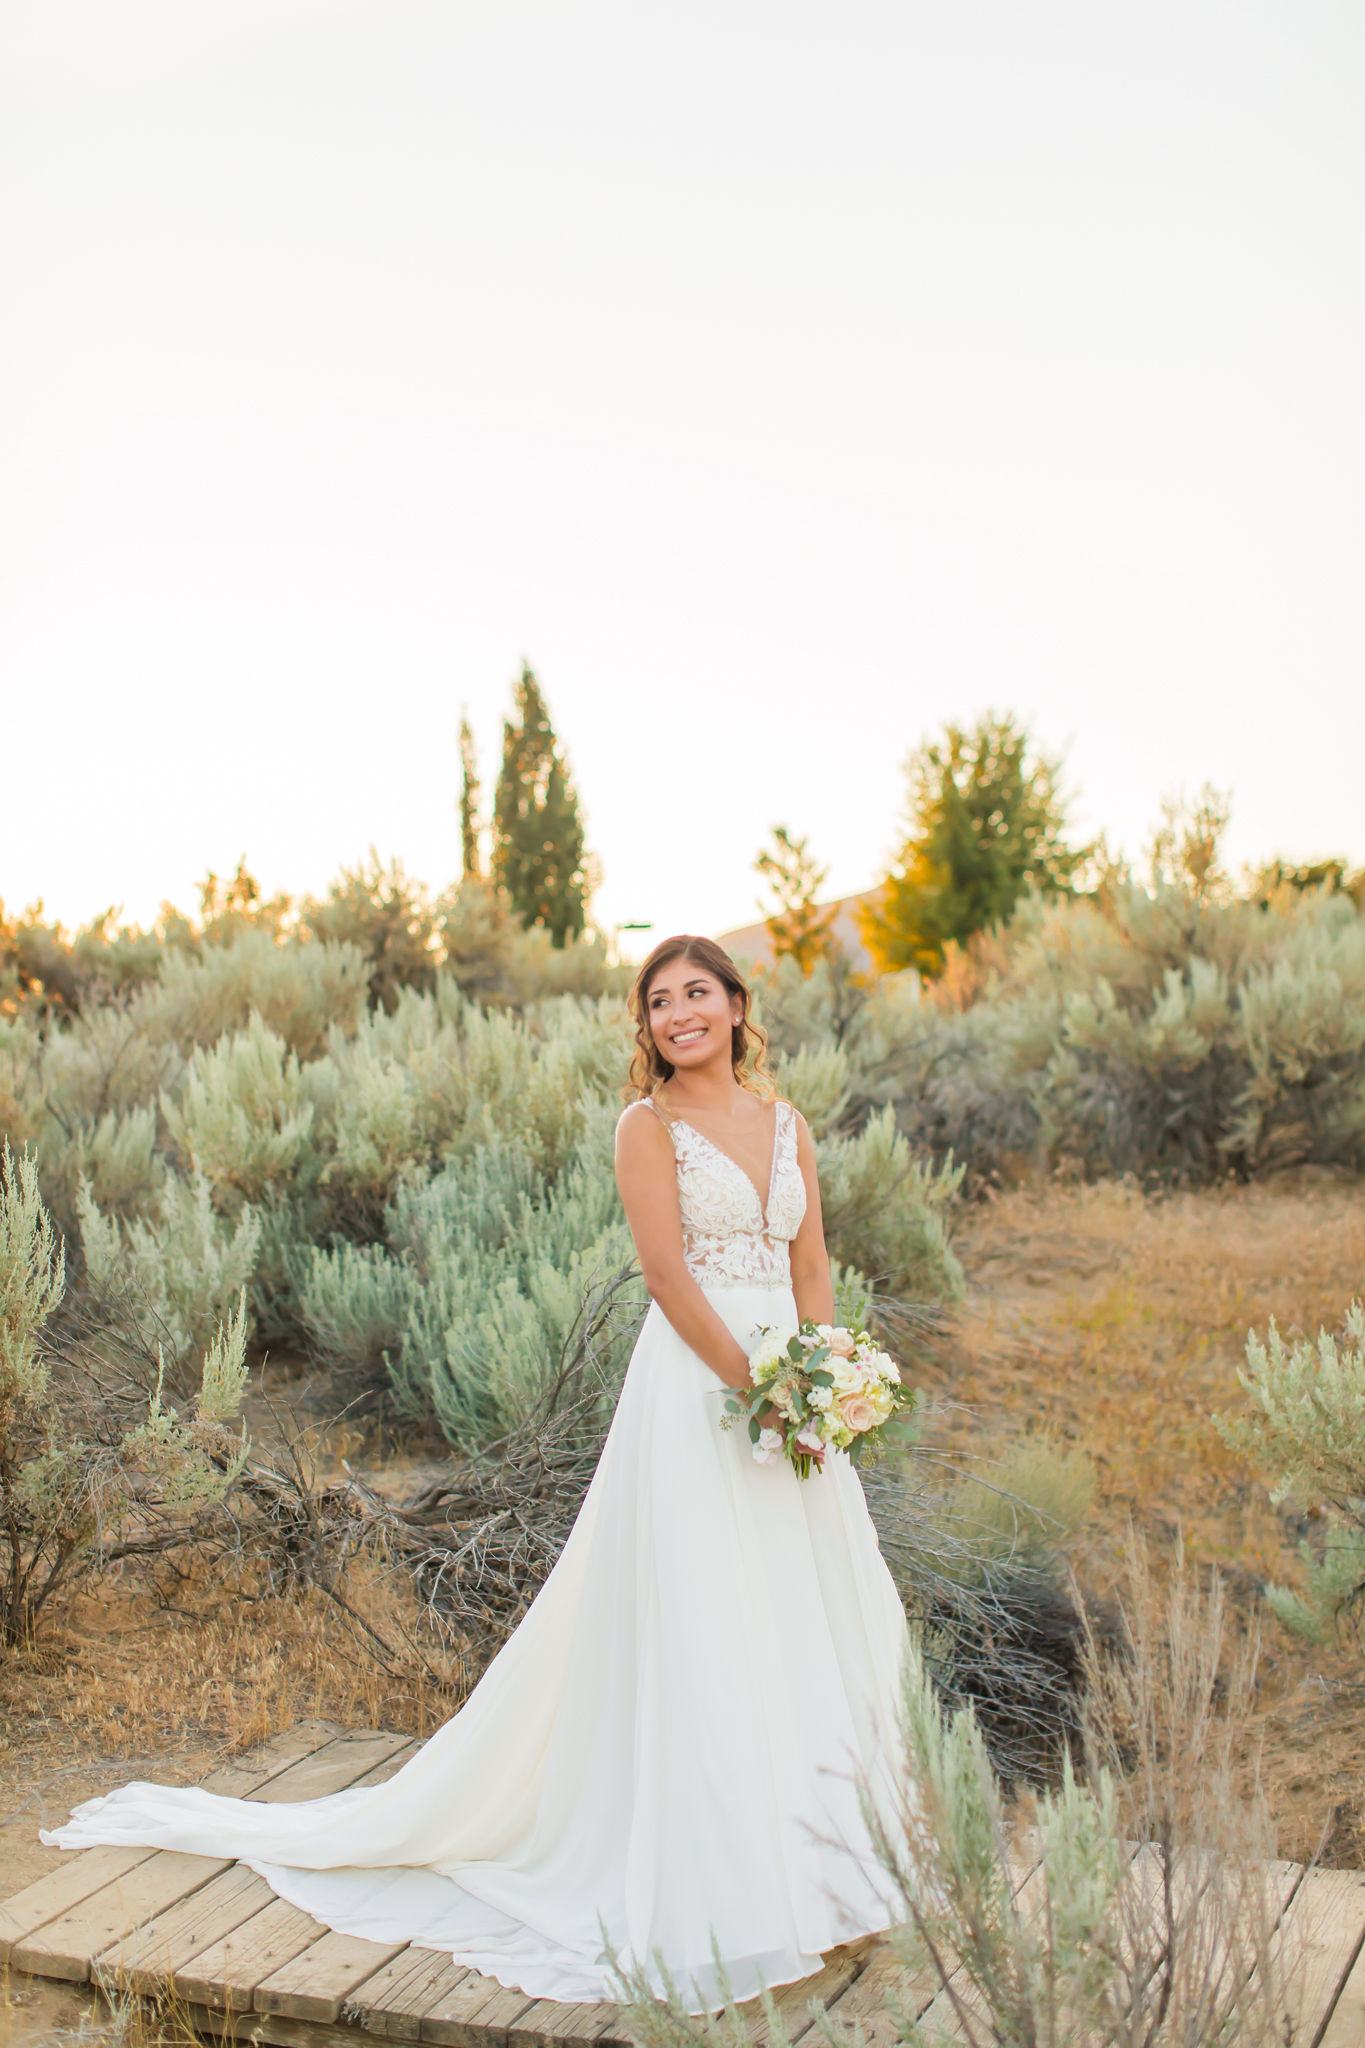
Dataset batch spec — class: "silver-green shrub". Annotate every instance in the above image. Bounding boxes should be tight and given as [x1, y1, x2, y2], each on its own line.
[303, 1123, 639, 1445]
[854, 882, 1365, 1184]
[1216, 1299, 1365, 1644]
[162, 1013, 317, 1203]
[817, 1110, 965, 1303]
[144, 928, 368, 1058]
[0, 1146, 250, 1644]
[78, 1170, 261, 1388]
[38, 999, 184, 1123]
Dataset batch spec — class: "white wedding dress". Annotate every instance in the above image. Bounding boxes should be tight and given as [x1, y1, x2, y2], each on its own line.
[43, 1100, 911, 2011]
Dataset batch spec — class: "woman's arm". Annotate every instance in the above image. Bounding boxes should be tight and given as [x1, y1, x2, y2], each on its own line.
[614, 1103, 753, 1392]
[788, 1110, 835, 1325]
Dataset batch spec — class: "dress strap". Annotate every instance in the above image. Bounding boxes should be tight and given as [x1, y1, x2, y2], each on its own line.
[641, 1094, 679, 1140]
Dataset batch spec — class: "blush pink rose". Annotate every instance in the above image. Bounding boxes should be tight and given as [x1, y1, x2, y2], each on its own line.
[840, 1394, 877, 1432]
[827, 1330, 856, 1358]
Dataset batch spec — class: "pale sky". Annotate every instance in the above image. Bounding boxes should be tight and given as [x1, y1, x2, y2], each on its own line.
[3, 0, 1361, 952]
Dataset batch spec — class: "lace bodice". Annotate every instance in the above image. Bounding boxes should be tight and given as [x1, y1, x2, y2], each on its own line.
[648, 1098, 806, 1289]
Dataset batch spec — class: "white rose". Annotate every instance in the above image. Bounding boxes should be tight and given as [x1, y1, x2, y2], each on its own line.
[749, 1330, 791, 1382]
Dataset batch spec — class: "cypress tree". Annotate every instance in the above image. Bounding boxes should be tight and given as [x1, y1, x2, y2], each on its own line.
[458, 714, 482, 879]
[491, 664, 589, 947]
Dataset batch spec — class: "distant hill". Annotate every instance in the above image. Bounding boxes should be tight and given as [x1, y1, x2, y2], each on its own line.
[717, 888, 885, 974]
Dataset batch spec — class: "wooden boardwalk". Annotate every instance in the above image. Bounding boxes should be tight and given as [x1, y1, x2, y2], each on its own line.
[4, 1721, 1365, 2047]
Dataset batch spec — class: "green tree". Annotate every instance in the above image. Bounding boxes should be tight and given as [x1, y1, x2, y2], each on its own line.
[861, 713, 1084, 976]
[754, 826, 838, 976]
[491, 665, 589, 948]
[458, 714, 482, 880]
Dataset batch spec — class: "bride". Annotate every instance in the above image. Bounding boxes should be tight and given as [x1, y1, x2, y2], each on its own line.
[43, 934, 911, 2011]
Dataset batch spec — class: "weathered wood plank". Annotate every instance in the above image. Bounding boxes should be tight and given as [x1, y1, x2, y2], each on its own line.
[418, 1969, 536, 2047]
[201, 1720, 350, 1798]
[819, 1856, 1041, 2047]
[10, 1851, 231, 1982]
[248, 1731, 414, 1806]
[183, 2002, 387, 2048]
[347, 1739, 422, 1789]
[175, 1895, 328, 2011]
[814, 1942, 939, 2048]
[404, 1959, 480, 2045]
[343, 1945, 469, 2039]
[740, 1943, 875, 2048]
[97, 1862, 276, 1994]
[449, 1983, 539, 2047]
[0, 1846, 158, 1965]
[507, 1995, 621, 2048]
[256, 1930, 412, 2023]
[1275, 1867, 1365, 2048]
[1320, 1922, 1365, 2048]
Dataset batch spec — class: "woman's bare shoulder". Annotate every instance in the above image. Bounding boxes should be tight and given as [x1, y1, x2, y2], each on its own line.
[615, 1098, 673, 1156]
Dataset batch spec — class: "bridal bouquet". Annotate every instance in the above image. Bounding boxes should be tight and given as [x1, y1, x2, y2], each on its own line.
[724, 1319, 919, 1480]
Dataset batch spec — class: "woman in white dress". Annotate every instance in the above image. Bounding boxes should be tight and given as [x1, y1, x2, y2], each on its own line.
[43, 935, 911, 2011]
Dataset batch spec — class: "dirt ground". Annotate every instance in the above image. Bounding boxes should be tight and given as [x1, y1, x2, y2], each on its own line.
[1, 1171, 1362, 2037]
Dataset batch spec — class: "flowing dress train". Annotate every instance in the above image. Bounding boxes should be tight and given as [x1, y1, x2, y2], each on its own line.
[42, 1101, 911, 2011]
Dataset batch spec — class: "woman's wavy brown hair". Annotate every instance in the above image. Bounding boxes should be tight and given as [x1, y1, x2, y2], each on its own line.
[625, 935, 774, 1102]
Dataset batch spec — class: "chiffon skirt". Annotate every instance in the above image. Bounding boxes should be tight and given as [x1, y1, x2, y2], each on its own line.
[43, 1285, 911, 2010]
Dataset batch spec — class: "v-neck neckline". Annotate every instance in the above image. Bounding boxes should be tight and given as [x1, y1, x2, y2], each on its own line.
[669, 1101, 784, 1230]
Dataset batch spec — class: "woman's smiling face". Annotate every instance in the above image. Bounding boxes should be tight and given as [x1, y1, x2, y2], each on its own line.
[645, 957, 740, 1073]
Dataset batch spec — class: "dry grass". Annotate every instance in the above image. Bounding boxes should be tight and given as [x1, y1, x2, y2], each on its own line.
[33, 1559, 460, 1758]
[0, 1960, 209, 2047]
[1, 1553, 463, 1774]
[940, 1169, 1365, 1863]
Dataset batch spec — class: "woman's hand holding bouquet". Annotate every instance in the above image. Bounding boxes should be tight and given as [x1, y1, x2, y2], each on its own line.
[723, 1319, 920, 1480]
